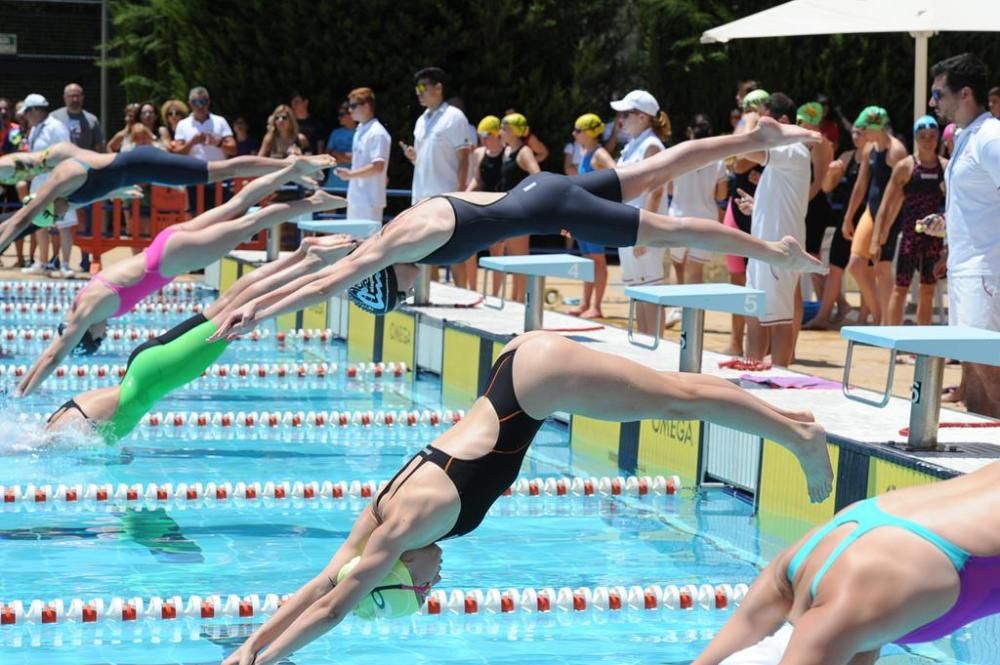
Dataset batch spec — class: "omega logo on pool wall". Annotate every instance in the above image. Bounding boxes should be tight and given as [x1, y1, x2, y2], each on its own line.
[650, 419, 695, 445]
[389, 321, 411, 344]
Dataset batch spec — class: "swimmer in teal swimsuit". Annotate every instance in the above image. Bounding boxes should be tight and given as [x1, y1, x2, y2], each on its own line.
[0, 141, 334, 255]
[16, 157, 345, 397]
[43, 233, 358, 444]
[694, 462, 1000, 665]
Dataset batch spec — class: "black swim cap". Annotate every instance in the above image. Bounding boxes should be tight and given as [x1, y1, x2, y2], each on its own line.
[348, 268, 404, 316]
[58, 322, 104, 356]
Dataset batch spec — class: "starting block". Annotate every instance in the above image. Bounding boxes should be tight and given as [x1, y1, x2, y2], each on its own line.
[479, 254, 594, 331]
[296, 219, 381, 238]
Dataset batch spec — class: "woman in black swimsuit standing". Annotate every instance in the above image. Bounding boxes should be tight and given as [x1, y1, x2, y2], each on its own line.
[209, 118, 825, 338]
[222, 331, 833, 665]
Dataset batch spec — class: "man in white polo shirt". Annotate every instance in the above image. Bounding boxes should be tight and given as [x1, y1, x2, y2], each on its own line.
[739, 93, 811, 367]
[335, 87, 391, 222]
[928, 53, 1000, 417]
[173, 86, 235, 212]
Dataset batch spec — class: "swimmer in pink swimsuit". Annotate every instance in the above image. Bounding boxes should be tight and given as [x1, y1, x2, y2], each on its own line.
[694, 461, 1000, 665]
[15, 156, 346, 397]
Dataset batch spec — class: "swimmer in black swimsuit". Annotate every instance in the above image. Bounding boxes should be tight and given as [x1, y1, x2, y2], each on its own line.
[0, 142, 333, 254]
[209, 118, 826, 340]
[224, 331, 833, 665]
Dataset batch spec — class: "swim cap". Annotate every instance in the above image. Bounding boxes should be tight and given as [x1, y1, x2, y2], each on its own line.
[742, 89, 770, 112]
[477, 115, 501, 137]
[501, 113, 529, 138]
[20, 193, 56, 228]
[337, 556, 422, 619]
[796, 102, 823, 126]
[574, 113, 605, 139]
[943, 122, 957, 142]
[347, 267, 403, 316]
[853, 105, 889, 131]
[58, 322, 104, 356]
[913, 114, 939, 134]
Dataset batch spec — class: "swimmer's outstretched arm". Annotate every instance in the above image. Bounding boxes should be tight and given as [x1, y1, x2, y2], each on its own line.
[0, 160, 87, 254]
[224, 512, 393, 665]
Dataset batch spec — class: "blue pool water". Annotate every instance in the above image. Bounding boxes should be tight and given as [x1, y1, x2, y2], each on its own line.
[1, 291, 998, 664]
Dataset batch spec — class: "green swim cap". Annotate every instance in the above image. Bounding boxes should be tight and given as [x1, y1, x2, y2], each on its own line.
[796, 102, 824, 126]
[337, 556, 422, 620]
[21, 193, 56, 228]
[854, 105, 889, 131]
[742, 89, 770, 112]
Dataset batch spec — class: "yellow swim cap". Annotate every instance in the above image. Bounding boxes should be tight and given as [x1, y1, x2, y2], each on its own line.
[477, 115, 501, 137]
[501, 113, 530, 137]
[337, 556, 424, 620]
[574, 113, 605, 139]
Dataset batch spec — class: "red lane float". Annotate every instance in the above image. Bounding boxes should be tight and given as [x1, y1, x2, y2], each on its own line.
[0, 582, 743, 626]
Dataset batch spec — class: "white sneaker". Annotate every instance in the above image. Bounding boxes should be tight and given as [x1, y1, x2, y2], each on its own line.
[21, 263, 46, 274]
[664, 307, 683, 329]
[56, 268, 76, 279]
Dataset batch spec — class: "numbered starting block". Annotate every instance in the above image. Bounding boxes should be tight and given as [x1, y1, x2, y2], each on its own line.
[479, 255, 594, 331]
[625, 284, 764, 372]
[842, 325, 1000, 450]
[296, 219, 381, 238]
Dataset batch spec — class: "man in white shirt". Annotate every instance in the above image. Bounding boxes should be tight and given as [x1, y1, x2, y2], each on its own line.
[928, 53, 1000, 417]
[19, 94, 74, 278]
[173, 86, 236, 212]
[335, 87, 391, 222]
[740, 93, 811, 367]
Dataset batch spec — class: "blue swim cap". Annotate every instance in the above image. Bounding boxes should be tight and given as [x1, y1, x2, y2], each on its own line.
[913, 115, 939, 134]
[348, 268, 403, 316]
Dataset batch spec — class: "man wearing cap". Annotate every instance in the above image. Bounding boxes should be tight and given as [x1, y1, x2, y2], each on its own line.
[738, 93, 811, 367]
[842, 105, 907, 324]
[19, 94, 72, 277]
[928, 53, 1000, 418]
[334, 87, 391, 224]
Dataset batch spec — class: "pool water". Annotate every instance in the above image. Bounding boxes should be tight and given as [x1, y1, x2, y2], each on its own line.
[1, 292, 998, 664]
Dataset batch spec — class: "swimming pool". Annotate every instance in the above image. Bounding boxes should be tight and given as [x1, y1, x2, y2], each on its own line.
[1, 284, 998, 664]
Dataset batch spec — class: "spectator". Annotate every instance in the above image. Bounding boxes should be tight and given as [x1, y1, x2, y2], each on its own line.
[290, 91, 326, 155]
[815, 93, 844, 148]
[107, 103, 142, 152]
[0, 97, 23, 155]
[324, 102, 356, 190]
[563, 138, 583, 176]
[51, 83, 105, 152]
[8, 99, 32, 267]
[173, 86, 235, 211]
[990, 86, 1000, 118]
[19, 94, 73, 278]
[733, 80, 761, 131]
[667, 113, 728, 293]
[928, 53, 1000, 418]
[137, 102, 162, 148]
[842, 106, 908, 324]
[796, 102, 838, 303]
[804, 125, 865, 330]
[259, 104, 309, 158]
[728, 108, 742, 132]
[869, 115, 946, 326]
[740, 92, 811, 367]
[159, 99, 188, 149]
[334, 87, 391, 223]
[941, 121, 957, 157]
[610, 89, 670, 336]
[487, 112, 541, 302]
[504, 106, 549, 163]
[232, 116, 259, 156]
[401, 66, 472, 283]
[447, 97, 479, 150]
[51, 82, 103, 272]
[567, 113, 615, 319]
[459, 115, 505, 290]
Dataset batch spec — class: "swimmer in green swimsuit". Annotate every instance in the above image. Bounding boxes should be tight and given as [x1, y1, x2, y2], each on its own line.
[44, 233, 358, 444]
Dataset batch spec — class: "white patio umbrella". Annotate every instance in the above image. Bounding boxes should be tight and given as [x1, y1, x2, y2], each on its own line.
[701, 0, 1000, 122]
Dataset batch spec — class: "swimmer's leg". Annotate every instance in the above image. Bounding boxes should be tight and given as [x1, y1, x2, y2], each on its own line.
[206, 153, 335, 182]
[513, 333, 833, 503]
[635, 209, 826, 275]
[614, 118, 818, 202]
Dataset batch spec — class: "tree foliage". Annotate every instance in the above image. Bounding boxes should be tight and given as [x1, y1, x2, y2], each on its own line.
[105, 0, 1000, 181]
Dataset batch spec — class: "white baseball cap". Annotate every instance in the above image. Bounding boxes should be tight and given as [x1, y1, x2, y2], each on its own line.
[21, 94, 50, 111]
[610, 90, 660, 117]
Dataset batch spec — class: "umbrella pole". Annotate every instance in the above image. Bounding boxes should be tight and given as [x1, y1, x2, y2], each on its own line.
[912, 31, 935, 124]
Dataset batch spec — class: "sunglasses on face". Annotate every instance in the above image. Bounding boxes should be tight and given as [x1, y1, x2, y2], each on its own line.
[167, 110, 184, 117]
[347, 101, 365, 109]
[275, 114, 289, 121]
[190, 98, 209, 107]
[414, 82, 436, 95]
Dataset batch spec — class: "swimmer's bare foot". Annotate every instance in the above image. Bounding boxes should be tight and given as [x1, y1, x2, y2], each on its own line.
[567, 305, 587, 316]
[306, 188, 348, 211]
[793, 422, 833, 503]
[753, 116, 821, 149]
[773, 236, 828, 275]
[579, 308, 603, 319]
